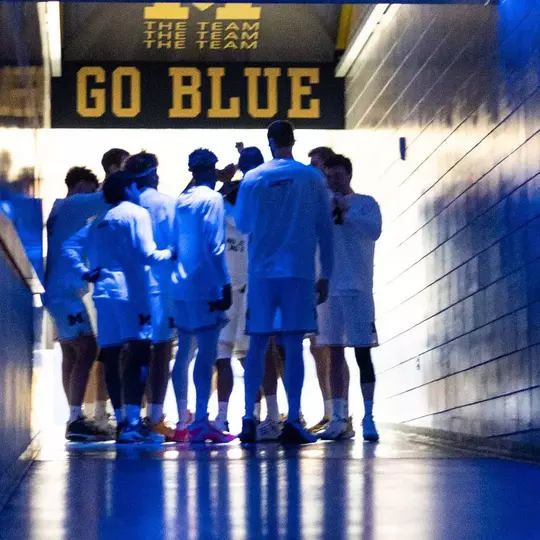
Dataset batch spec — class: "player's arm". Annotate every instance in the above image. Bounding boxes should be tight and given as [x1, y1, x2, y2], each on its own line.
[134, 209, 172, 263]
[345, 196, 382, 240]
[234, 171, 256, 234]
[61, 223, 98, 282]
[315, 173, 334, 296]
[70, 191, 109, 221]
[203, 196, 232, 310]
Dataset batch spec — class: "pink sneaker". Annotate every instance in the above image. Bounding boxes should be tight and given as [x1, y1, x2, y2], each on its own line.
[188, 417, 236, 443]
[171, 427, 189, 443]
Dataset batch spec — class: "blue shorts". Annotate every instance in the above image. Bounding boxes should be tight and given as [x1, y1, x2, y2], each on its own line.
[150, 294, 176, 343]
[46, 296, 94, 341]
[174, 299, 228, 334]
[246, 277, 317, 336]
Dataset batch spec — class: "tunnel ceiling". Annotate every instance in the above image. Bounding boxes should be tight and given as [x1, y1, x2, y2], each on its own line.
[61, 3, 342, 63]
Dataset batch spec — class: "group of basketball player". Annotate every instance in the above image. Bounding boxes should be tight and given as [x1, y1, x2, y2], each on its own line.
[44, 120, 382, 445]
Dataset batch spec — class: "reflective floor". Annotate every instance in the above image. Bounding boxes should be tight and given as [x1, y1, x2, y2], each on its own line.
[1, 429, 540, 540]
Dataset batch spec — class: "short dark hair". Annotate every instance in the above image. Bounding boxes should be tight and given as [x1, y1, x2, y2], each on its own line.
[101, 148, 129, 174]
[124, 151, 159, 189]
[267, 120, 295, 148]
[308, 146, 335, 161]
[64, 167, 99, 190]
[102, 170, 134, 205]
[324, 154, 353, 176]
[238, 146, 264, 174]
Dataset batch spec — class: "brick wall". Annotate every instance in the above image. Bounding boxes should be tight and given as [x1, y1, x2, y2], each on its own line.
[344, 2, 540, 445]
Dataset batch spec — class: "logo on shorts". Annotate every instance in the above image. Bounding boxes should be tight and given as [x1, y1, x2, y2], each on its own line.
[139, 314, 152, 326]
[68, 312, 84, 326]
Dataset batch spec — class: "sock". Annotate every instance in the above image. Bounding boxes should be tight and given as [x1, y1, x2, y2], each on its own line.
[149, 404, 164, 424]
[324, 399, 333, 419]
[114, 408, 125, 423]
[364, 399, 374, 418]
[217, 402, 229, 422]
[332, 399, 346, 420]
[125, 405, 141, 426]
[95, 400, 107, 419]
[84, 402, 95, 418]
[344, 399, 349, 419]
[69, 405, 82, 423]
[254, 403, 261, 422]
[177, 400, 189, 427]
[266, 395, 280, 422]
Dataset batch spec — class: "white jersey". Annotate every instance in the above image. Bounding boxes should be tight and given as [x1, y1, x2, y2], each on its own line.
[235, 158, 333, 282]
[330, 193, 382, 296]
[44, 192, 108, 301]
[139, 187, 176, 297]
[172, 185, 230, 301]
[62, 201, 171, 309]
[224, 201, 248, 290]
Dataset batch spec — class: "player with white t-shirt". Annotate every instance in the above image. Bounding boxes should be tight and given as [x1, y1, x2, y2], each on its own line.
[236, 121, 334, 445]
[123, 152, 180, 441]
[170, 149, 235, 444]
[316, 154, 382, 442]
[63, 171, 172, 443]
[44, 166, 112, 442]
[213, 146, 264, 433]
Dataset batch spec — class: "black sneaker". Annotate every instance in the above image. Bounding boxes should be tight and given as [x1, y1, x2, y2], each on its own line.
[65, 416, 112, 442]
[239, 417, 257, 444]
[278, 421, 317, 445]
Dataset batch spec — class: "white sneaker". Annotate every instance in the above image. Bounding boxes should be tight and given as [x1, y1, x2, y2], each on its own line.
[212, 417, 230, 433]
[319, 417, 348, 440]
[257, 417, 282, 441]
[362, 416, 379, 442]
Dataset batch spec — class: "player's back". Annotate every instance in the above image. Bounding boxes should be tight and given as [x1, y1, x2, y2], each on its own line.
[45, 192, 107, 300]
[237, 158, 329, 281]
[139, 187, 176, 295]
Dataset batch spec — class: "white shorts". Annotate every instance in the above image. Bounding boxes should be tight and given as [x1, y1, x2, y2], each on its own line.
[46, 296, 94, 341]
[246, 277, 317, 335]
[150, 294, 176, 343]
[218, 287, 249, 358]
[174, 299, 228, 334]
[316, 294, 378, 347]
[94, 299, 153, 348]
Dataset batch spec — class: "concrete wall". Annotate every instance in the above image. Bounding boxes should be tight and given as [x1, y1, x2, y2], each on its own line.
[344, 2, 540, 445]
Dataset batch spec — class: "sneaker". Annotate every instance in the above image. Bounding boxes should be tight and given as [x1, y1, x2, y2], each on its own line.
[257, 417, 282, 441]
[342, 417, 356, 440]
[188, 417, 236, 443]
[143, 417, 176, 442]
[66, 416, 112, 442]
[212, 417, 230, 433]
[319, 417, 349, 441]
[362, 415, 379, 442]
[117, 420, 165, 444]
[239, 417, 257, 444]
[308, 416, 331, 434]
[94, 413, 116, 434]
[278, 420, 317, 445]
[177, 410, 194, 431]
[280, 413, 307, 428]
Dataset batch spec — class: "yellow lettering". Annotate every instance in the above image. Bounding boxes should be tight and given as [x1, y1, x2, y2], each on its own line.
[196, 40, 208, 49]
[211, 31, 222, 40]
[225, 23, 240, 31]
[210, 41, 221, 49]
[211, 22, 223, 30]
[223, 42, 238, 49]
[244, 67, 280, 118]
[198, 22, 210, 30]
[112, 67, 141, 118]
[240, 41, 257, 50]
[169, 67, 201, 118]
[241, 31, 258, 40]
[77, 67, 105, 118]
[207, 67, 240, 118]
[287, 68, 320, 119]
[225, 32, 239, 40]
[242, 22, 260, 31]
[216, 4, 261, 20]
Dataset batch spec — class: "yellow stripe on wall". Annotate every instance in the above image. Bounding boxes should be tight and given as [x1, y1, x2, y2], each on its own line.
[336, 5, 353, 51]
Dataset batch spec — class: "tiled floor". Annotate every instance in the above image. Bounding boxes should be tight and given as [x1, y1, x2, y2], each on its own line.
[1, 429, 540, 540]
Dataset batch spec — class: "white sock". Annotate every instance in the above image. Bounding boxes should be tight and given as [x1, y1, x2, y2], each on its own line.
[364, 400, 374, 418]
[217, 402, 229, 422]
[95, 400, 107, 419]
[266, 395, 280, 422]
[125, 405, 141, 426]
[69, 406, 82, 423]
[177, 400, 190, 427]
[149, 404, 164, 424]
[254, 402, 261, 422]
[324, 399, 333, 419]
[332, 399, 346, 420]
[84, 402, 95, 418]
[114, 408, 125, 423]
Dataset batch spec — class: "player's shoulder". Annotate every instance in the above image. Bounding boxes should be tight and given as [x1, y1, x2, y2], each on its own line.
[350, 193, 379, 207]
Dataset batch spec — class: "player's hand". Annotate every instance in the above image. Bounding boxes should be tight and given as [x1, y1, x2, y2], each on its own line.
[209, 283, 232, 312]
[82, 267, 101, 283]
[316, 279, 329, 305]
[217, 164, 237, 183]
